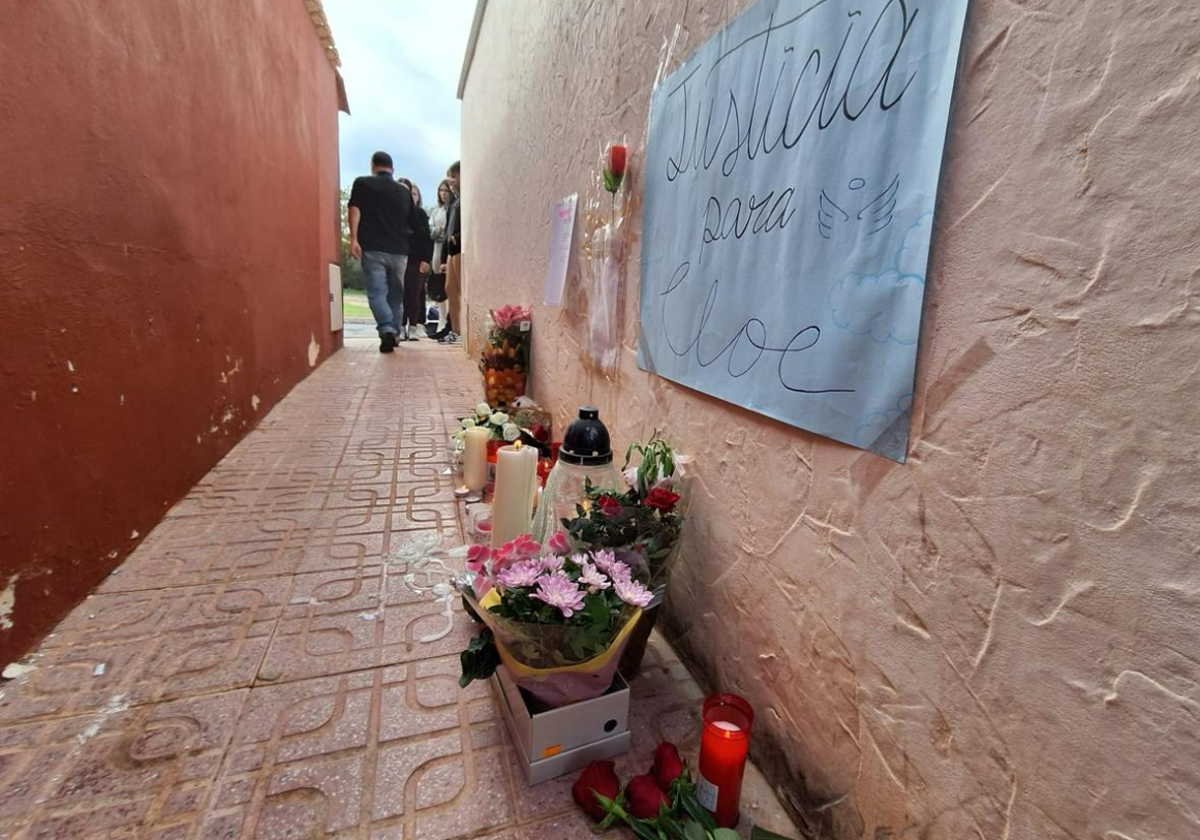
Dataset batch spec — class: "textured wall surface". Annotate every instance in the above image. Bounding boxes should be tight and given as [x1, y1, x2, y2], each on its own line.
[460, 1, 1200, 837]
[0, 0, 342, 665]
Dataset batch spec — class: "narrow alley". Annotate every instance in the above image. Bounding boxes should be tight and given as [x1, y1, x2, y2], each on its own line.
[0, 339, 794, 840]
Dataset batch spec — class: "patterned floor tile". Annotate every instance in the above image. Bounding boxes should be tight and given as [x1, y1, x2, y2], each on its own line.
[0, 340, 799, 840]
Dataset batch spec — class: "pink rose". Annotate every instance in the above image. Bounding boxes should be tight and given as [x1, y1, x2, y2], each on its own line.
[547, 530, 571, 555]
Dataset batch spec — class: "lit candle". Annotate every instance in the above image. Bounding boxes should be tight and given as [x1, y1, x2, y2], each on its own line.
[697, 693, 755, 828]
[463, 427, 490, 493]
[454, 485, 471, 499]
[491, 441, 538, 547]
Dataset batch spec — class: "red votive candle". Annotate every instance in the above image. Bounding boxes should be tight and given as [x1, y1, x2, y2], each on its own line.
[697, 693, 755, 828]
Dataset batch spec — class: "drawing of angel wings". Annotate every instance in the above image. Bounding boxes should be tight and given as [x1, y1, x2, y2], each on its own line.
[817, 175, 900, 239]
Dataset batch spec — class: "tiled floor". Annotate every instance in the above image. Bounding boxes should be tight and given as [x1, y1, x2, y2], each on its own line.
[0, 339, 798, 840]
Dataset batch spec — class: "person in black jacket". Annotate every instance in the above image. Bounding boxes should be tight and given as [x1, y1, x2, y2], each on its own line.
[396, 179, 433, 341]
[347, 151, 413, 353]
[437, 160, 462, 343]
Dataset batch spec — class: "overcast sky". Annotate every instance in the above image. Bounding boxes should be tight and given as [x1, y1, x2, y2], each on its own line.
[323, 0, 477, 203]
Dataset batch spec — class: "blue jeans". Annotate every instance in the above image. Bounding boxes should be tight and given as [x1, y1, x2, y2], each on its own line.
[361, 251, 409, 335]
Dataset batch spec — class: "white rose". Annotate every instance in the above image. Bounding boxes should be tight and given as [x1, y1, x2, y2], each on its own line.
[461, 417, 476, 429]
[476, 402, 491, 417]
[502, 423, 521, 442]
[490, 412, 509, 426]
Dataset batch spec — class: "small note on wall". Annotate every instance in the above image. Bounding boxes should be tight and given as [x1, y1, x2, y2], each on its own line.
[543, 193, 578, 307]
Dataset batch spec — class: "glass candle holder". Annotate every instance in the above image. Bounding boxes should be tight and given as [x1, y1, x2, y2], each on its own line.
[697, 693, 755, 828]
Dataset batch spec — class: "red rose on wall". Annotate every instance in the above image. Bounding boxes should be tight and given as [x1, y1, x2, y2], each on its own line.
[572, 760, 620, 821]
[643, 487, 681, 513]
[626, 774, 670, 820]
[608, 143, 627, 177]
[597, 495, 623, 519]
[604, 143, 628, 194]
[652, 742, 685, 788]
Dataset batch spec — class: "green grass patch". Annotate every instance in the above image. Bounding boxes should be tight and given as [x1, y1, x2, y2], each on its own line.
[343, 289, 372, 319]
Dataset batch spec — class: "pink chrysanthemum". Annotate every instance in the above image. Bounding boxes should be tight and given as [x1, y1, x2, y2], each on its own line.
[531, 573, 587, 617]
[579, 562, 610, 590]
[497, 559, 545, 589]
[608, 559, 633, 584]
[592, 549, 617, 575]
[540, 554, 566, 574]
[613, 576, 653, 608]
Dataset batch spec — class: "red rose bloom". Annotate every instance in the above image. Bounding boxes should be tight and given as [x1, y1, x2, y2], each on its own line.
[652, 742, 685, 788]
[572, 760, 620, 821]
[597, 495, 623, 519]
[626, 774, 670, 820]
[608, 143, 627, 177]
[643, 487, 681, 513]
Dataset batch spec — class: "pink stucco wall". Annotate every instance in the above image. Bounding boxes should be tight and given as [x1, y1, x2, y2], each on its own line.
[460, 1, 1200, 838]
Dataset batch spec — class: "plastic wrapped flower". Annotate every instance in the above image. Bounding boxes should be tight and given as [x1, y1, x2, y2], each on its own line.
[643, 487, 681, 513]
[502, 423, 521, 442]
[490, 412, 510, 426]
[531, 573, 587, 617]
[512, 534, 542, 559]
[461, 417, 476, 429]
[546, 530, 571, 556]
[466, 545, 492, 573]
[497, 558, 545, 589]
[613, 576, 653, 607]
[476, 402, 491, 418]
[604, 143, 627, 194]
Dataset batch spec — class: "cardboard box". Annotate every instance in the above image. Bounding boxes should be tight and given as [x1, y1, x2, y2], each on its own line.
[491, 666, 631, 784]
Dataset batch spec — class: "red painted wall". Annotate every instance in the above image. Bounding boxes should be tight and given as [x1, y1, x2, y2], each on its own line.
[0, 0, 343, 665]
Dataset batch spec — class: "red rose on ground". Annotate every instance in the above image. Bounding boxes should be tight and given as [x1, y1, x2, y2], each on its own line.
[597, 495, 623, 519]
[626, 774, 670, 820]
[643, 487, 681, 513]
[572, 760, 620, 821]
[652, 742, 685, 788]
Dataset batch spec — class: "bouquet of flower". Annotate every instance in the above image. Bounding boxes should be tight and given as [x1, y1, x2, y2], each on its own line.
[458, 531, 650, 707]
[455, 402, 524, 444]
[561, 437, 691, 591]
[573, 743, 795, 840]
[481, 304, 532, 406]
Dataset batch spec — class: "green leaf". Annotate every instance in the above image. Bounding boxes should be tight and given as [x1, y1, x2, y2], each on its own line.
[458, 629, 500, 688]
[749, 827, 798, 840]
[684, 820, 707, 840]
[712, 830, 740, 840]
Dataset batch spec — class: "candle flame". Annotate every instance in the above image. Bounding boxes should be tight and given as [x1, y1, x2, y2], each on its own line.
[514, 440, 522, 450]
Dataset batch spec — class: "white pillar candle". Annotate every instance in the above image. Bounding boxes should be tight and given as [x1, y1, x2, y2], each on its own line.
[463, 427, 490, 493]
[491, 442, 538, 547]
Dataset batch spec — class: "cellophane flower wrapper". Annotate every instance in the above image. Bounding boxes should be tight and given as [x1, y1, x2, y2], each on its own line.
[481, 306, 531, 406]
[461, 585, 642, 708]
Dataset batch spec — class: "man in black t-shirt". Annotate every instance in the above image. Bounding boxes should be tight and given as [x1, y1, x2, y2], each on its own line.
[348, 151, 414, 353]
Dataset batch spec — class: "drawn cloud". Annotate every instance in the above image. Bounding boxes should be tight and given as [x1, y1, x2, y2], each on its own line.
[855, 392, 914, 456]
[829, 269, 924, 345]
[897, 212, 933, 277]
[827, 213, 934, 346]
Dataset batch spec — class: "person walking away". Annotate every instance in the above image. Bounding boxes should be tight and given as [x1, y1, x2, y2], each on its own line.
[438, 161, 462, 344]
[396, 179, 432, 340]
[348, 151, 413, 353]
[427, 179, 453, 336]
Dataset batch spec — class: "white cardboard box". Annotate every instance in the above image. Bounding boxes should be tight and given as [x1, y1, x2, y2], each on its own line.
[491, 666, 631, 784]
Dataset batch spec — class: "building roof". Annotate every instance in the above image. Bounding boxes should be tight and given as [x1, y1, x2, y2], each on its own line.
[304, 0, 341, 69]
[457, 0, 488, 100]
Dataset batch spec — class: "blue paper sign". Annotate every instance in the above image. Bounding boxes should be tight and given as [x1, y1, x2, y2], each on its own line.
[637, 0, 969, 461]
